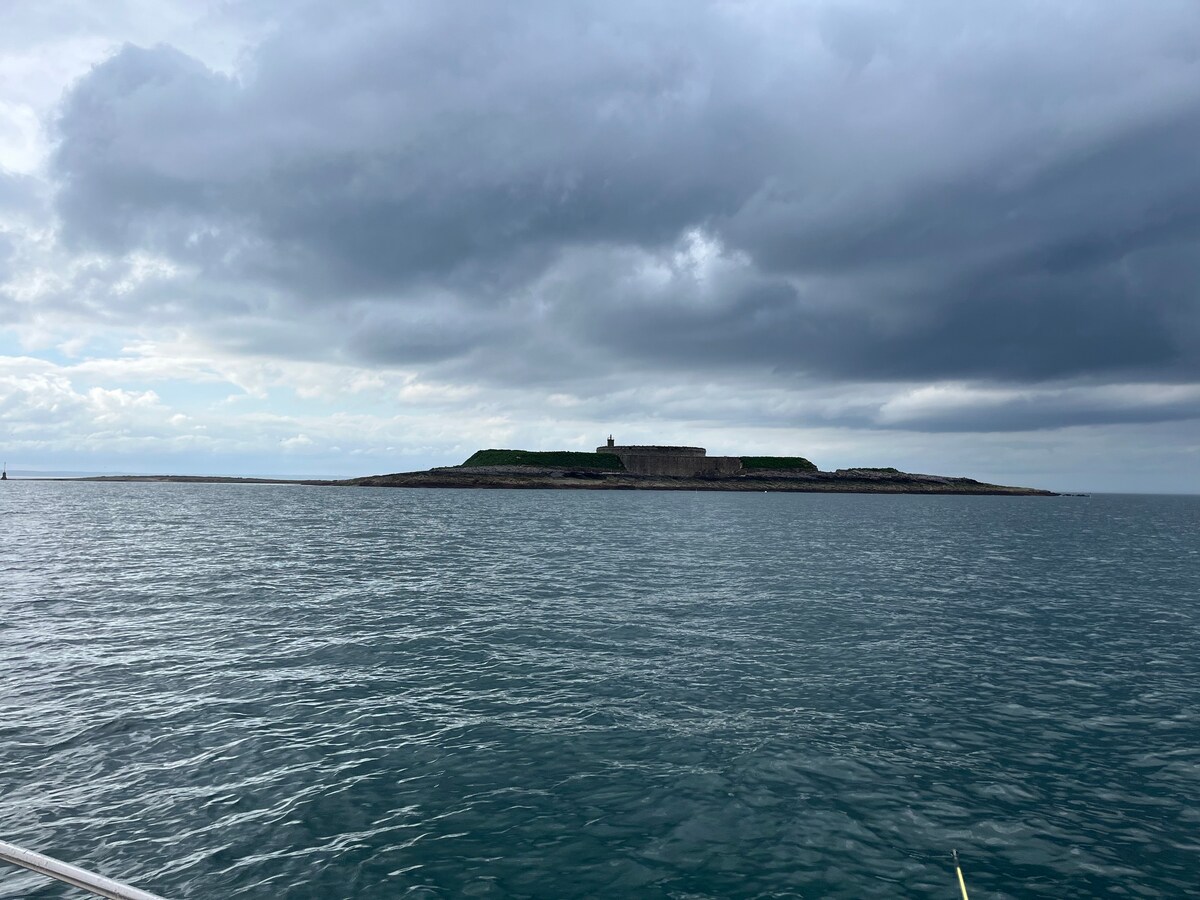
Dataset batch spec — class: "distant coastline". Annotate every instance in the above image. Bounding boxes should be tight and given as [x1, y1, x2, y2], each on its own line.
[51, 440, 1057, 495]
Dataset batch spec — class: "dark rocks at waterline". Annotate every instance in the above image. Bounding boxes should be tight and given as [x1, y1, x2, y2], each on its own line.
[341, 466, 1057, 495]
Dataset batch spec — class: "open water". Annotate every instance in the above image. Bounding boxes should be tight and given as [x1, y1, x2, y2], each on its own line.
[1, 482, 1197, 898]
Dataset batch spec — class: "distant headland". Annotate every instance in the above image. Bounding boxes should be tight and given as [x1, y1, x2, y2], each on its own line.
[67, 437, 1055, 495]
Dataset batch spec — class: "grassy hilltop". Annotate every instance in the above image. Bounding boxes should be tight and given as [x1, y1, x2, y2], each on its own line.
[460, 449, 626, 470]
[738, 456, 818, 472]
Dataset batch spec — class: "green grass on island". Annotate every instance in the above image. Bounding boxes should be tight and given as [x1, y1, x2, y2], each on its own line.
[738, 456, 818, 472]
[460, 449, 627, 470]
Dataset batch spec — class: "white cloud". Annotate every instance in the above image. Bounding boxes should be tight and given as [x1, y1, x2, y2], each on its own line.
[279, 433, 313, 449]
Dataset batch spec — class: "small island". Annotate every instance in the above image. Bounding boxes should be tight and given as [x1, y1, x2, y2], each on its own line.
[341, 437, 1056, 495]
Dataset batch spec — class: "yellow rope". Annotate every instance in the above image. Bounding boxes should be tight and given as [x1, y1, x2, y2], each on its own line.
[952, 850, 970, 900]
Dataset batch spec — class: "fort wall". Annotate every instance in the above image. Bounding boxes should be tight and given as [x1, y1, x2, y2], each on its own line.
[595, 438, 743, 478]
[617, 454, 743, 477]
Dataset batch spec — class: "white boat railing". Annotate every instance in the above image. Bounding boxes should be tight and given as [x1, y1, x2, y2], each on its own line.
[0, 839, 168, 900]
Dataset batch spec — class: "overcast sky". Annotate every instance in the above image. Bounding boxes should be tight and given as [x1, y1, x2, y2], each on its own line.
[2, 1, 1198, 491]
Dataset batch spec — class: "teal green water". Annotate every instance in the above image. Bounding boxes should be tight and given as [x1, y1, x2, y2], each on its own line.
[1, 484, 1197, 898]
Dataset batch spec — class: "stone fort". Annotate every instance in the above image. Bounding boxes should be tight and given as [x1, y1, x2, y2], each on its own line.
[596, 436, 742, 478]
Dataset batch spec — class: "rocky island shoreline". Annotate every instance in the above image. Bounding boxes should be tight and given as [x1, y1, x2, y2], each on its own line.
[342, 464, 1055, 495]
[341, 442, 1056, 494]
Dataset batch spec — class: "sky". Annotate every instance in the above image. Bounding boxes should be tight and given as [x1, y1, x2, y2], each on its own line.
[1, 1, 1198, 492]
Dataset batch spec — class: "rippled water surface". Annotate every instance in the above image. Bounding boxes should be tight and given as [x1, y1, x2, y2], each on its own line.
[2, 483, 1198, 898]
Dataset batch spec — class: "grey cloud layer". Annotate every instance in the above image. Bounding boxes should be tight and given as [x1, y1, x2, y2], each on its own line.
[43, 0, 1200, 428]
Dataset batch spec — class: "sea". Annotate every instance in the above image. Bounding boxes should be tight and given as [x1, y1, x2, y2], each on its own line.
[1, 482, 1197, 899]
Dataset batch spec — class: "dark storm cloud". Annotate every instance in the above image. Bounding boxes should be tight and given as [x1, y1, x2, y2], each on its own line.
[53, 4, 757, 290]
[45, 0, 1200, 428]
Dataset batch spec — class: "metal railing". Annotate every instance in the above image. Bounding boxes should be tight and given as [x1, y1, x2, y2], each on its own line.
[0, 839, 168, 900]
